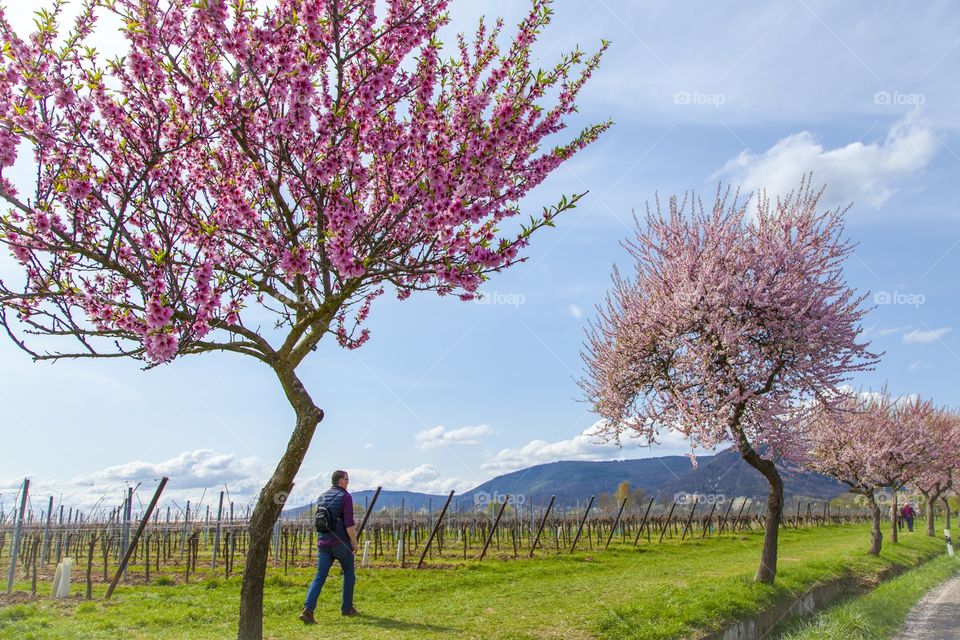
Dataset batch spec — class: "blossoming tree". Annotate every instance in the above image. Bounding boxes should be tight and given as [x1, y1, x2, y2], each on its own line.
[805, 391, 926, 555]
[0, 0, 608, 636]
[582, 179, 876, 583]
[908, 406, 959, 537]
[872, 397, 934, 544]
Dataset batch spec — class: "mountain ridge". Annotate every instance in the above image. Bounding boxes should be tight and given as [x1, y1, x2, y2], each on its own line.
[283, 449, 845, 516]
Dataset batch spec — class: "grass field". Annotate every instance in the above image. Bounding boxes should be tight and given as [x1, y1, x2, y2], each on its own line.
[0, 523, 954, 640]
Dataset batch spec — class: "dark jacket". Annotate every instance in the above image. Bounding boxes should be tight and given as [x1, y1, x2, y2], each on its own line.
[316, 486, 354, 547]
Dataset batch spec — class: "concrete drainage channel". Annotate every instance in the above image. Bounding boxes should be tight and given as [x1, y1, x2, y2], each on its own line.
[697, 561, 927, 640]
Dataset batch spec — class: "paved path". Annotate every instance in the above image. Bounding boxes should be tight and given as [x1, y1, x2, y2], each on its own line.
[895, 574, 960, 640]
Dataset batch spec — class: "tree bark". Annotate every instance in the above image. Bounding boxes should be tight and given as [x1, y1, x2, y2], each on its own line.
[924, 491, 936, 537]
[944, 497, 952, 532]
[890, 491, 899, 544]
[867, 494, 882, 555]
[740, 451, 783, 583]
[237, 365, 323, 640]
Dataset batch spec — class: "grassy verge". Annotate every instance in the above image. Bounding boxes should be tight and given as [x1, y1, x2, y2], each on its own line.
[775, 552, 960, 640]
[0, 523, 953, 640]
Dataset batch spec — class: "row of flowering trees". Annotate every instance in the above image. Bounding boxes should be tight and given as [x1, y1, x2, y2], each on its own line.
[581, 179, 956, 583]
[806, 392, 959, 554]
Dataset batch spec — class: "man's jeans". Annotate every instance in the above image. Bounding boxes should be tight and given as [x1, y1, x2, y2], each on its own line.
[304, 543, 355, 613]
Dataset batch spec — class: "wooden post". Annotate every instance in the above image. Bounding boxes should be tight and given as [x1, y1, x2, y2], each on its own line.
[86, 533, 98, 600]
[41, 496, 53, 565]
[29, 538, 40, 595]
[529, 495, 556, 557]
[633, 498, 655, 546]
[5, 478, 29, 594]
[716, 499, 735, 535]
[658, 500, 678, 544]
[569, 496, 595, 554]
[701, 500, 718, 539]
[605, 497, 629, 549]
[106, 477, 168, 599]
[417, 490, 454, 569]
[211, 491, 224, 569]
[121, 487, 132, 580]
[681, 498, 698, 541]
[731, 499, 749, 533]
[478, 496, 509, 561]
[144, 534, 151, 584]
[357, 486, 382, 537]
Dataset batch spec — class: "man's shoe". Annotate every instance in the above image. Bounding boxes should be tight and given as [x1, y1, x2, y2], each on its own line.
[299, 608, 316, 625]
[342, 607, 361, 617]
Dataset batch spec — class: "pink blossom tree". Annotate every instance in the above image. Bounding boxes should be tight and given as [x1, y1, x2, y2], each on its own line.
[907, 406, 959, 537]
[0, 0, 609, 636]
[805, 391, 926, 555]
[873, 397, 934, 544]
[582, 179, 877, 583]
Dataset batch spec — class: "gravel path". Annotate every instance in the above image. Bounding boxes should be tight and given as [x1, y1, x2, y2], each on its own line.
[895, 573, 960, 639]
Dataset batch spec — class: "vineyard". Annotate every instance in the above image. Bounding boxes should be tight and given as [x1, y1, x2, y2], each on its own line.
[1, 476, 893, 599]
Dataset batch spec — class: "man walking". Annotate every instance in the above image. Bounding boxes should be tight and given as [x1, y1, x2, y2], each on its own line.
[901, 503, 916, 532]
[300, 470, 360, 623]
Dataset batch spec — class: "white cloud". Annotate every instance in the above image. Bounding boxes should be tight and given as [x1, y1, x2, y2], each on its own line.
[1, 449, 269, 516]
[0, 449, 483, 515]
[75, 449, 262, 490]
[903, 327, 951, 344]
[414, 424, 494, 450]
[297, 464, 476, 497]
[569, 304, 583, 319]
[712, 113, 937, 209]
[871, 326, 911, 338]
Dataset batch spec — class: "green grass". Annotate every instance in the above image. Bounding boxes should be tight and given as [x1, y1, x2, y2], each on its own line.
[775, 552, 960, 640]
[0, 524, 953, 640]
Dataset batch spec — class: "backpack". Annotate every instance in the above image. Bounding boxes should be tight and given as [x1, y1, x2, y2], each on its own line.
[314, 488, 343, 534]
[315, 503, 335, 533]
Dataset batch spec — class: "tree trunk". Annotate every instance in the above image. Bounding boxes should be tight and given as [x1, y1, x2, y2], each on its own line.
[237, 366, 323, 640]
[944, 497, 952, 532]
[925, 492, 936, 537]
[867, 494, 882, 556]
[740, 452, 783, 583]
[890, 491, 898, 544]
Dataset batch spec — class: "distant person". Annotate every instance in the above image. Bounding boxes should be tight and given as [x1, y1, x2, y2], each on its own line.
[901, 503, 916, 532]
[300, 470, 360, 624]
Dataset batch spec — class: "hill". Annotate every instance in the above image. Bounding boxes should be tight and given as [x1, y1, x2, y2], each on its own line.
[656, 448, 845, 501]
[283, 450, 847, 516]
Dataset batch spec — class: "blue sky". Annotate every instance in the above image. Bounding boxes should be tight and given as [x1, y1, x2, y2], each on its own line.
[2, 0, 959, 514]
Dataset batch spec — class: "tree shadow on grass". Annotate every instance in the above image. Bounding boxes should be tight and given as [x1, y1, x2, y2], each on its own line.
[351, 613, 459, 634]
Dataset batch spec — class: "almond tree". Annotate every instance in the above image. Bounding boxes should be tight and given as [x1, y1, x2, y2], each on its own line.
[0, 1, 609, 636]
[582, 179, 877, 583]
[806, 391, 926, 555]
[908, 406, 959, 537]
[874, 397, 934, 544]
